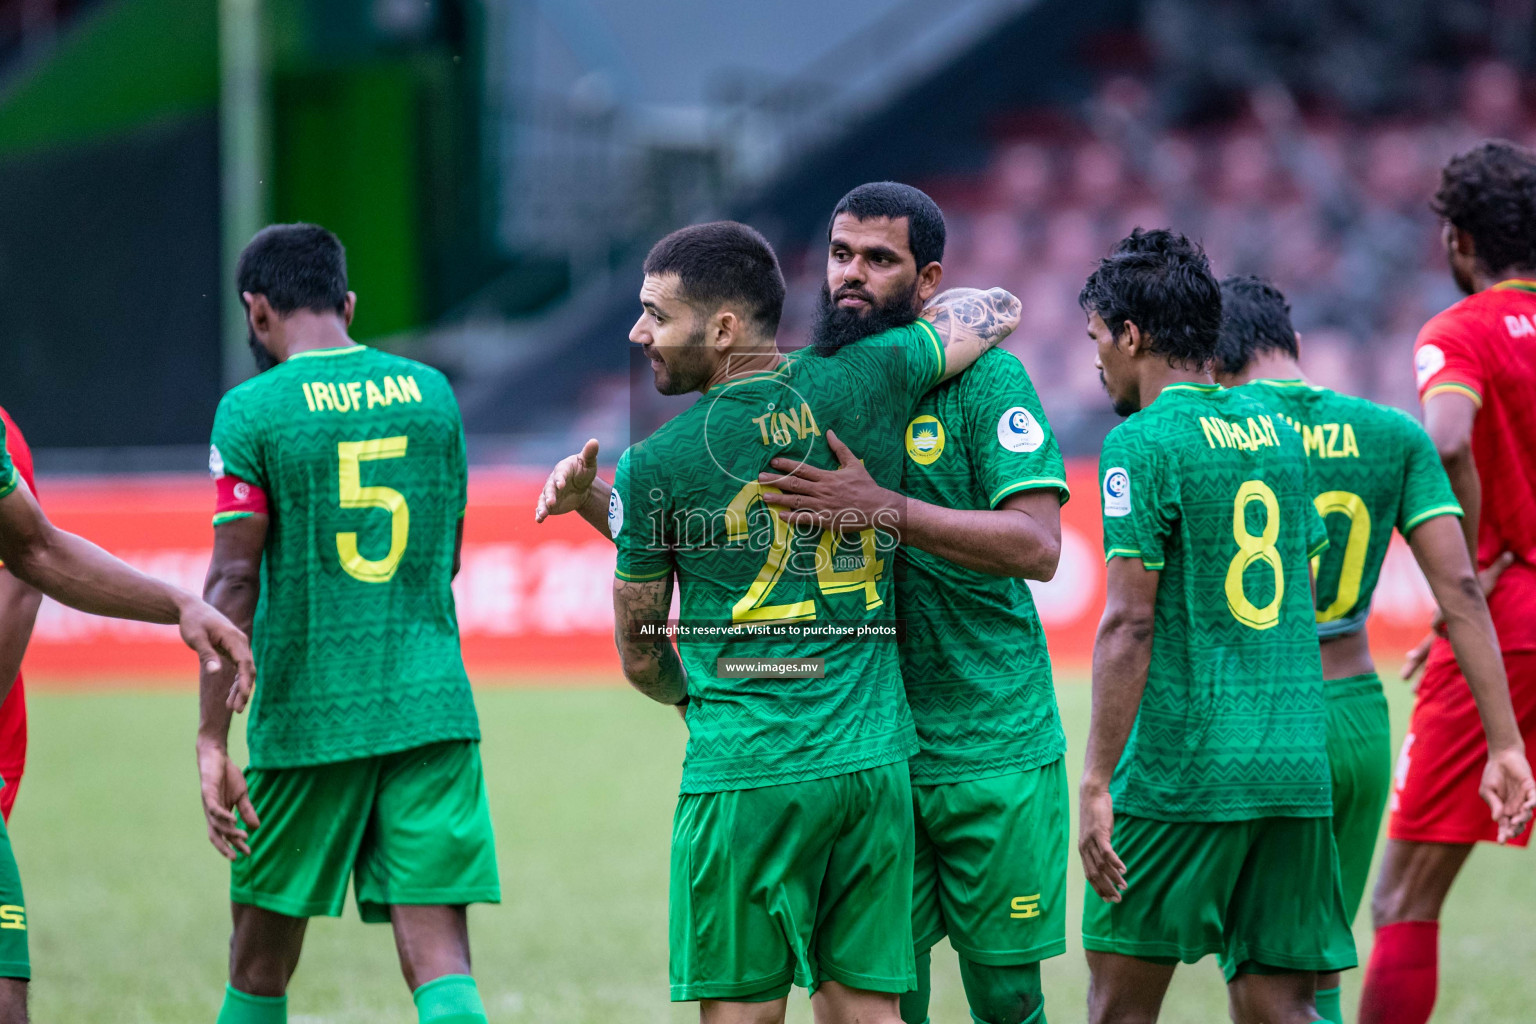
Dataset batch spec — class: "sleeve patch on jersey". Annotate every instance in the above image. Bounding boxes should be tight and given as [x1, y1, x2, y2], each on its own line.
[1415, 344, 1445, 388]
[215, 474, 268, 519]
[608, 488, 624, 539]
[1102, 467, 1132, 517]
[208, 443, 226, 479]
[996, 406, 1045, 453]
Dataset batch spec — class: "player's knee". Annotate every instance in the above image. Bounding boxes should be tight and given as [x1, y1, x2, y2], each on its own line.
[959, 959, 1043, 1024]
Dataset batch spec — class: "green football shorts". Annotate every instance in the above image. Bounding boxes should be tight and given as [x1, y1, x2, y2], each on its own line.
[1081, 813, 1356, 981]
[231, 740, 500, 923]
[0, 786, 27, 980]
[912, 758, 1067, 965]
[669, 761, 916, 1002]
[1325, 673, 1392, 924]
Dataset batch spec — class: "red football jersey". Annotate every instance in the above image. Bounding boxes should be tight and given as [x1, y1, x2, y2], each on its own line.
[0, 408, 31, 819]
[1414, 278, 1536, 652]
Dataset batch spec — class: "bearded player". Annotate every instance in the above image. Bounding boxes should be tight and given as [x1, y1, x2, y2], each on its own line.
[1212, 275, 1535, 1024]
[760, 183, 1071, 1024]
[1358, 140, 1536, 1024]
[1080, 229, 1353, 1024]
[536, 219, 1020, 1023]
[199, 224, 497, 1024]
[0, 411, 41, 824]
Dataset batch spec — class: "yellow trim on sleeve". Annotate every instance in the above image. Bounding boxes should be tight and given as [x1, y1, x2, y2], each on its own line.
[615, 566, 673, 583]
[914, 318, 946, 387]
[990, 478, 1071, 508]
[1423, 382, 1482, 408]
[1402, 504, 1465, 534]
[212, 511, 255, 526]
[1308, 538, 1330, 559]
[1105, 546, 1149, 565]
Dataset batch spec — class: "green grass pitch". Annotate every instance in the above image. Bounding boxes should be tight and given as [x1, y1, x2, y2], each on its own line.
[17, 676, 1536, 1022]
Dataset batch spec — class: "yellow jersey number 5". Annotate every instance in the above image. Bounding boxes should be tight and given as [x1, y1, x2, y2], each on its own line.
[337, 436, 410, 583]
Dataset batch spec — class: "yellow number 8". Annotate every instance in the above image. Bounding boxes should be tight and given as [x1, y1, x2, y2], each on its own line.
[1225, 479, 1283, 630]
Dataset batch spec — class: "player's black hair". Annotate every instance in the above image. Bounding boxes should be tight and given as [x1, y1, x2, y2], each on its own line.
[642, 220, 785, 335]
[1079, 227, 1223, 368]
[829, 181, 946, 269]
[1215, 275, 1298, 377]
[1433, 140, 1536, 275]
[237, 223, 349, 316]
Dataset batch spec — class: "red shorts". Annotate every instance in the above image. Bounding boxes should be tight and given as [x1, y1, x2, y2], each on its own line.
[1389, 643, 1536, 846]
[0, 674, 25, 822]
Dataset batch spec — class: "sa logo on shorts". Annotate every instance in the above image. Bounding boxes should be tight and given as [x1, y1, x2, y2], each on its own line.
[1009, 893, 1041, 919]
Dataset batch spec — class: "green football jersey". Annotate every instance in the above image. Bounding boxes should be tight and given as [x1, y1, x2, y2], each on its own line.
[0, 418, 14, 500]
[1236, 379, 1462, 640]
[614, 320, 948, 794]
[1099, 383, 1331, 822]
[210, 344, 477, 769]
[898, 348, 1070, 785]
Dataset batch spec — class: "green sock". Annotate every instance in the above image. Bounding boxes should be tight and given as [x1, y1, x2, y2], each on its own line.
[216, 984, 286, 1024]
[899, 950, 932, 1024]
[413, 974, 487, 1024]
[1314, 986, 1342, 1024]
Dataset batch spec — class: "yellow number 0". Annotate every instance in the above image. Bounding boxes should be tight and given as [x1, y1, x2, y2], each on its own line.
[1225, 479, 1284, 630]
[336, 436, 410, 583]
[1312, 490, 1370, 623]
[724, 480, 884, 624]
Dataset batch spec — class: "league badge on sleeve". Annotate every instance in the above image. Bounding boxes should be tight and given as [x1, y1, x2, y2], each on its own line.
[208, 444, 226, 479]
[608, 487, 624, 539]
[1415, 345, 1445, 388]
[997, 406, 1045, 453]
[1103, 467, 1131, 517]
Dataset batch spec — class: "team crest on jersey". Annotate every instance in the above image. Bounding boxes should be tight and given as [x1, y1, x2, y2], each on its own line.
[905, 415, 945, 465]
[608, 488, 624, 539]
[1103, 467, 1131, 517]
[997, 406, 1044, 453]
[208, 444, 226, 479]
[1415, 345, 1445, 388]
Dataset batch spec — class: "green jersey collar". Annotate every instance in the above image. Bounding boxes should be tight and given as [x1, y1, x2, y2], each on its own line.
[287, 344, 365, 362]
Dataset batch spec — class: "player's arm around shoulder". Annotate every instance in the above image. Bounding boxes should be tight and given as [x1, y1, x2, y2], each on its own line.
[921, 286, 1021, 382]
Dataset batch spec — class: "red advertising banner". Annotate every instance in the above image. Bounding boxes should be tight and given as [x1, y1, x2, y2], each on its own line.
[24, 464, 1438, 684]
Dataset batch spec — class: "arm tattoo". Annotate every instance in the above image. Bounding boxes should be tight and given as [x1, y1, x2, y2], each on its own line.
[613, 577, 688, 704]
[923, 287, 1022, 346]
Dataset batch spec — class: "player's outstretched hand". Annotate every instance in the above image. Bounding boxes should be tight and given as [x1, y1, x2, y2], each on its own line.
[535, 438, 600, 523]
[1480, 745, 1536, 844]
[178, 596, 256, 712]
[1079, 784, 1127, 903]
[1402, 551, 1516, 682]
[758, 430, 895, 534]
[197, 740, 260, 860]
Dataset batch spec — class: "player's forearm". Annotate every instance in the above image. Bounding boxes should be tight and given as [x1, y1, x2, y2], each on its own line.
[615, 634, 688, 705]
[1083, 614, 1154, 790]
[197, 569, 259, 744]
[580, 477, 614, 539]
[901, 500, 1059, 579]
[1410, 518, 1523, 752]
[0, 572, 41, 706]
[11, 526, 186, 624]
[922, 287, 1020, 381]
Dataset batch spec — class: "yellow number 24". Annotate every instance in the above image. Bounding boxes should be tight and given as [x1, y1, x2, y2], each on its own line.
[336, 436, 410, 583]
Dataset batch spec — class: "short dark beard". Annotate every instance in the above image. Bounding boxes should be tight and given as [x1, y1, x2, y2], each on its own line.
[249, 329, 280, 373]
[653, 323, 713, 395]
[809, 279, 920, 355]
